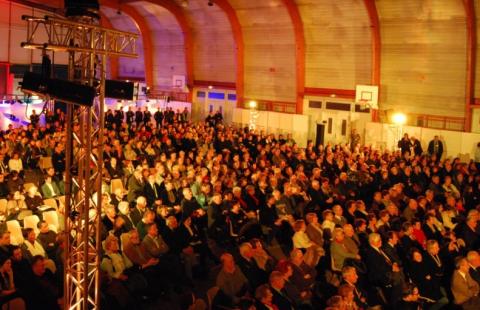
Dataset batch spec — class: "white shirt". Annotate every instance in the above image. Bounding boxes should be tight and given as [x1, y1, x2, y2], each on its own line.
[25, 240, 47, 257]
[8, 158, 23, 172]
[293, 231, 313, 249]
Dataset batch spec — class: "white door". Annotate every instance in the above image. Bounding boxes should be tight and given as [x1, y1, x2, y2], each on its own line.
[321, 110, 350, 145]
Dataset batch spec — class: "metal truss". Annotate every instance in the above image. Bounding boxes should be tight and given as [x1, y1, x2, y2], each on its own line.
[21, 15, 138, 58]
[21, 15, 137, 310]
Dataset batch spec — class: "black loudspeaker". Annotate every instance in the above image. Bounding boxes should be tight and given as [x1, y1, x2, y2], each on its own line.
[48, 79, 96, 107]
[21, 72, 96, 107]
[65, 0, 99, 18]
[21, 71, 49, 96]
[105, 80, 134, 100]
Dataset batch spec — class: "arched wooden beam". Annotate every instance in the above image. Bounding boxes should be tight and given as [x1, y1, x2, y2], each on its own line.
[100, 0, 154, 88]
[281, 0, 305, 114]
[213, 0, 245, 107]
[463, 0, 476, 132]
[363, 0, 381, 121]
[123, 0, 194, 101]
[99, 11, 119, 80]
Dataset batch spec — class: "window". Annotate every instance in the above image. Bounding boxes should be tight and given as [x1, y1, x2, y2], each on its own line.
[227, 94, 237, 101]
[326, 102, 351, 111]
[309, 101, 322, 109]
[208, 92, 225, 100]
[197, 91, 206, 98]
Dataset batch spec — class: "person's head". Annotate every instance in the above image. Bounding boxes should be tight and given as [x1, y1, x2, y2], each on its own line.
[129, 229, 141, 245]
[333, 228, 345, 242]
[426, 239, 440, 256]
[333, 204, 343, 216]
[306, 212, 318, 224]
[343, 224, 354, 237]
[166, 216, 178, 229]
[269, 271, 285, 290]
[142, 210, 155, 224]
[368, 232, 382, 248]
[220, 253, 235, 272]
[338, 284, 355, 302]
[183, 187, 193, 200]
[402, 285, 419, 302]
[105, 204, 116, 219]
[456, 256, 470, 273]
[342, 266, 358, 284]
[387, 231, 399, 245]
[136, 196, 147, 210]
[38, 221, 50, 234]
[0, 231, 10, 245]
[275, 259, 294, 279]
[467, 251, 480, 268]
[411, 248, 423, 263]
[24, 228, 36, 243]
[146, 223, 158, 237]
[255, 284, 273, 305]
[31, 255, 46, 276]
[118, 201, 130, 215]
[293, 220, 306, 232]
[104, 235, 119, 253]
[11, 246, 22, 262]
[239, 242, 254, 259]
[0, 256, 12, 273]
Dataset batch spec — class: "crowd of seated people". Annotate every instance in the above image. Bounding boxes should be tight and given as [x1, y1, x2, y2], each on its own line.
[0, 105, 479, 309]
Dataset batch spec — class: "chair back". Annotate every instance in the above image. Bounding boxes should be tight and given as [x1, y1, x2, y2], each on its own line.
[6, 220, 24, 245]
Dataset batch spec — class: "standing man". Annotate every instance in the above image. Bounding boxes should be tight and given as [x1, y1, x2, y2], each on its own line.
[350, 129, 361, 151]
[398, 133, 412, 156]
[427, 136, 444, 160]
[154, 108, 163, 129]
[126, 106, 134, 127]
[135, 107, 143, 126]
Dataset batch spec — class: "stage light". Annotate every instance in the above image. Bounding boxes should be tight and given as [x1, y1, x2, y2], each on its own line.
[208, 85, 213, 90]
[392, 112, 406, 125]
[248, 100, 257, 109]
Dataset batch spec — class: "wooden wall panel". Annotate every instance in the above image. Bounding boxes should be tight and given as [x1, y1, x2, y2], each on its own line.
[0, 0, 68, 65]
[475, 0, 480, 98]
[184, 0, 236, 83]
[102, 7, 145, 79]
[296, 0, 372, 90]
[229, 0, 296, 103]
[377, 0, 467, 117]
[131, 2, 186, 88]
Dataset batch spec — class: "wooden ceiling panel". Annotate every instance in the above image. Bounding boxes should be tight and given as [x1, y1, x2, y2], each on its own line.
[377, 0, 467, 117]
[297, 0, 372, 90]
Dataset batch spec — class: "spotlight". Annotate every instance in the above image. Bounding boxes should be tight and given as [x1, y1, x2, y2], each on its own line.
[208, 85, 213, 90]
[248, 100, 257, 109]
[392, 112, 407, 125]
[208, 1, 213, 6]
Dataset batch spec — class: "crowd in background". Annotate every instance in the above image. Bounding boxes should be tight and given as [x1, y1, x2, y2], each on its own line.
[0, 105, 479, 310]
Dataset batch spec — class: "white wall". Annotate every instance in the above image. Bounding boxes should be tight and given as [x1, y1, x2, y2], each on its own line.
[365, 122, 480, 161]
[232, 108, 309, 148]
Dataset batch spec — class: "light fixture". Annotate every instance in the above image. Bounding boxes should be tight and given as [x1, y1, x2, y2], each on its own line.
[248, 100, 257, 109]
[392, 112, 407, 125]
[208, 85, 213, 90]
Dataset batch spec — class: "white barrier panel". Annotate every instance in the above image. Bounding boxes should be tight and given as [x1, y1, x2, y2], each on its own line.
[233, 108, 308, 148]
[364, 122, 480, 161]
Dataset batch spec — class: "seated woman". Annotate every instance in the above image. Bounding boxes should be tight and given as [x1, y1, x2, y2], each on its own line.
[100, 235, 147, 298]
[292, 220, 323, 267]
[21, 228, 56, 273]
[0, 255, 25, 310]
[24, 185, 44, 214]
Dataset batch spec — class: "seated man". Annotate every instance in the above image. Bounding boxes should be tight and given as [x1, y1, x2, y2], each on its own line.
[215, 253, 249, 307]
[21, 228, 56, 273]
[29, 255, 62, 310]
[36, 221, 57, 260]
[330, 228, 360, 271]
[41, 174, 60, 199]
[452, 256, 480, 309]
